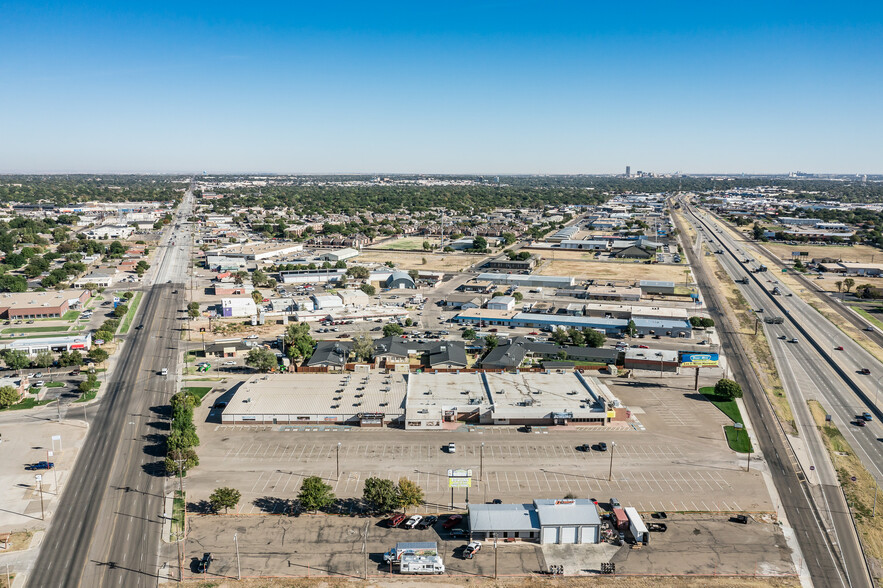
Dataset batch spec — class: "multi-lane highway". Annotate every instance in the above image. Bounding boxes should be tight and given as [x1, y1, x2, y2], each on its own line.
[679, 201, 873, 588]
[27, 194, 193, 587]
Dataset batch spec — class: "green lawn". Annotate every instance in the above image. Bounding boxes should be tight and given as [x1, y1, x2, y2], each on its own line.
[170, 490, 186, 540]
[44, 381, 65, 388]
[63, 310, 80, 321]
[0, 398, 53, 411]
[75, 389, 98, 403]
[1, 326, 70, 334]
[119, 292, 143, 333]
[850, 306, 883, 330]
[699, 386, 753, 453]
[183, 386, 213, 404]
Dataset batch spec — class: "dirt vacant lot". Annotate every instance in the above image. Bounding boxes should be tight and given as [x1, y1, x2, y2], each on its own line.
[536, 259, 692, 283]
[762, 242, 883, 264]
[357, 251, 484, 272]
[375, 237, 444, 251]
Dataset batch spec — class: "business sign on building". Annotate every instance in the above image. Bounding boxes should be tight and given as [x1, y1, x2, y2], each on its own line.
[680, 352, 720, 368]
[448, 468, 472, 488]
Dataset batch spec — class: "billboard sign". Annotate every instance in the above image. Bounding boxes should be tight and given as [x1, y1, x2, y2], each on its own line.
[680, 352, 720, 368]
[448, 468, 472, 488]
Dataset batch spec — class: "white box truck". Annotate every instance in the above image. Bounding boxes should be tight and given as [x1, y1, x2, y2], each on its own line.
[625, 506, 648, 545]
[399, 554, 445, 575]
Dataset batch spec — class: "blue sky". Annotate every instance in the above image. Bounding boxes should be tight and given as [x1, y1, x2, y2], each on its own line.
[1, 1, 881, 174]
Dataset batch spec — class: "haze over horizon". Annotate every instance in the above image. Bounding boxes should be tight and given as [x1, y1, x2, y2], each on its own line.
[2, 1, 881, 175]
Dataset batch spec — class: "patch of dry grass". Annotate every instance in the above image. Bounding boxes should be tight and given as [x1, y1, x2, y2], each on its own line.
[357, 251, 480, 272]
[536, 259, 691, 283]
[808, 400, 883, 579]
[0, 529, 33, 553]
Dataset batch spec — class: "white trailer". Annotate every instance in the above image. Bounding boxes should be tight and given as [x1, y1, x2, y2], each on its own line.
[399, 554, 445, 575]
[624, 506, 648, 545]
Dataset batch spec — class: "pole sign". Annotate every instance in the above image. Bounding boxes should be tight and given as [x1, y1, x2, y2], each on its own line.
[679, 352, 720, 368]
[448, 468, 472, 488]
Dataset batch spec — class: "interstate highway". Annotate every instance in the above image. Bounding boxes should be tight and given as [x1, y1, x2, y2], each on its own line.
[682, 203, 873, 588]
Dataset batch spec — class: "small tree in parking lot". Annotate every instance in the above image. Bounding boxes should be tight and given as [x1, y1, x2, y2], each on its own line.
[209, 487, 242, 514]
[396, 478, 424, 514]
[245, 347, 278, 372]
[362, 477, 400, 513]
[0, 385, 20, 408]
[383, 323, 404, 337]
[298, 476, 336, 512]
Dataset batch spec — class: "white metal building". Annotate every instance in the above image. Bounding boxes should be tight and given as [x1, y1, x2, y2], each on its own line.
[468, 499, 601, 544]
[221, 298, 258, 318]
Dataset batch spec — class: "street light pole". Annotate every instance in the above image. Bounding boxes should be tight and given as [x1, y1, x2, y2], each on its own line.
[234, 532, 241, 580]
[336, 443, 341, 480]
[607, 442, 616, 482]
[480, 443, 484, 482]
[35, 475, 44, 520]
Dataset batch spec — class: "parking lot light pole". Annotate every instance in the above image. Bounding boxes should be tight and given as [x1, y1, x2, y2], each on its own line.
[35, 475, 44, 520]
[480, 443, 484, 482]
[607, 442, 616, 482]
[336, 443, 341, 480]
[234, 532, 241, 580]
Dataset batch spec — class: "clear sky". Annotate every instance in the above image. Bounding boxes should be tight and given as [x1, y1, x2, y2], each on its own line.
[1, 1, 881, 175]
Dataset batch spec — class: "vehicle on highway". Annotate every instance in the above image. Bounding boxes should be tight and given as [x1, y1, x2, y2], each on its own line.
[197, 552, 212, 573]
[865, 326, 875, 332]
[855, 419, 866, 427]
[404, 515, 423, 529]
[245, 334, 259, 339]
[859, 368, 871, 375]
[789, 338, 798, 344]
[25, 461, 54, 470]
[862, 412, 873, 422]
[835, 346, 844, 351]
[136, 324, 144, 330]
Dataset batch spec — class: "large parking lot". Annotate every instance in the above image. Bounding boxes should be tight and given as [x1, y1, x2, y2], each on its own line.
[176, 511, 795, 581]
[185, 372, 772, 516]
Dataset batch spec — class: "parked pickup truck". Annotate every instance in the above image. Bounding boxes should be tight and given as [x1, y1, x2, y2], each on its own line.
[383, 542, 438, 565]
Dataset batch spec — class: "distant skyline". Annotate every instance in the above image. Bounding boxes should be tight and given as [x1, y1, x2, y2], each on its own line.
[1, 1, 881, 175]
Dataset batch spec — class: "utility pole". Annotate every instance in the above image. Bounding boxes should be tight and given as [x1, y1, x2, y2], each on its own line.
[234, 532, 241, 580]
[607, 442, 617, 482]
[480, 443, 484, 482]
[363, 521, 369, 580]
[175, 458, 186, 582]
[35, 475, 44, 520]
[336, 442, 342, 480]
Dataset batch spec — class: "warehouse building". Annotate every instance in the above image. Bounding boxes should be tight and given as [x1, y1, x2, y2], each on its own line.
[404, 371, 622, 429]
[468, 499, 602, 544]
[638, 280, 676, 295]
[385, 271, 416, 289]
[318, 248, 360, 262]
[0, 333, 91, 354]
[220, 372, 407, 425]
[278, 269, 346, 284]
[486, 295, 516, 311]
[481, 255, 536, 272]
[221, 298, 258, 318]
[208, 242, 304, 261]
[0, 289, 90, 319]
[477, 273, 575, 289]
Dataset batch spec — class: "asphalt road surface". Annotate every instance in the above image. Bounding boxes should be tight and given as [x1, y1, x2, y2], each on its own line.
[679, 202, 868, 588]
[28, 194, 192, 587]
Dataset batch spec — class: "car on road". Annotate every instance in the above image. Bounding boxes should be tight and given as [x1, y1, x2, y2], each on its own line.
[222, 361, 236, 366]
[416, 515, 438, 529]
[404, 515, 423, 529]
[197, 552, 212, 573]
[855, 418, 866, 427]
[778, 335, 787, 340]
[245, 335, 259, 339]
[25, 461, 54, 470]
[464, 542, 481, 559]
[860, 368, 871, 375]
[636, 344, 649, 349]
[862, 412, 873, 422]
[443, 514, 463, 529]
[136, 324, 144, 330]
[835, 346, 844, 351]
[865, 326, 875, 332]
[789, 338, 798, 344]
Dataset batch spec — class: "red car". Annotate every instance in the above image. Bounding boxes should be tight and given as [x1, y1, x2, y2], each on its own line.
[835, 346, 844, 351]
[637, 344, 649, 349]
[442, 514, 463, 529]
[528, 332, 539, 335]
[388, 514, 406, 528]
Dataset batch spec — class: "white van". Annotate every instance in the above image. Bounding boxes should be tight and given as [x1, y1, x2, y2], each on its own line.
[161, 368, 168, 376]
[447, 442, 456, 453]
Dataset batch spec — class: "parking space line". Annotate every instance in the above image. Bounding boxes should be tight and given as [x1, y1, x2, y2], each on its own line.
[249, 471, 265, 493]
[296, 444, 307, 460]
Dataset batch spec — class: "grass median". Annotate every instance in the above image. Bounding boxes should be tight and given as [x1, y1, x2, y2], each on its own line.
[808, 400, 883, 575]
[171, 490, 186, 541]
[850, 305, 883, 330]
[700, 386, 753, 454]
[118, 292, 143, 333]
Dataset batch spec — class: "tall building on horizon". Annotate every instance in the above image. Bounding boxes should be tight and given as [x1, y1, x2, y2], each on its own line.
[625, 165, 631, 177]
